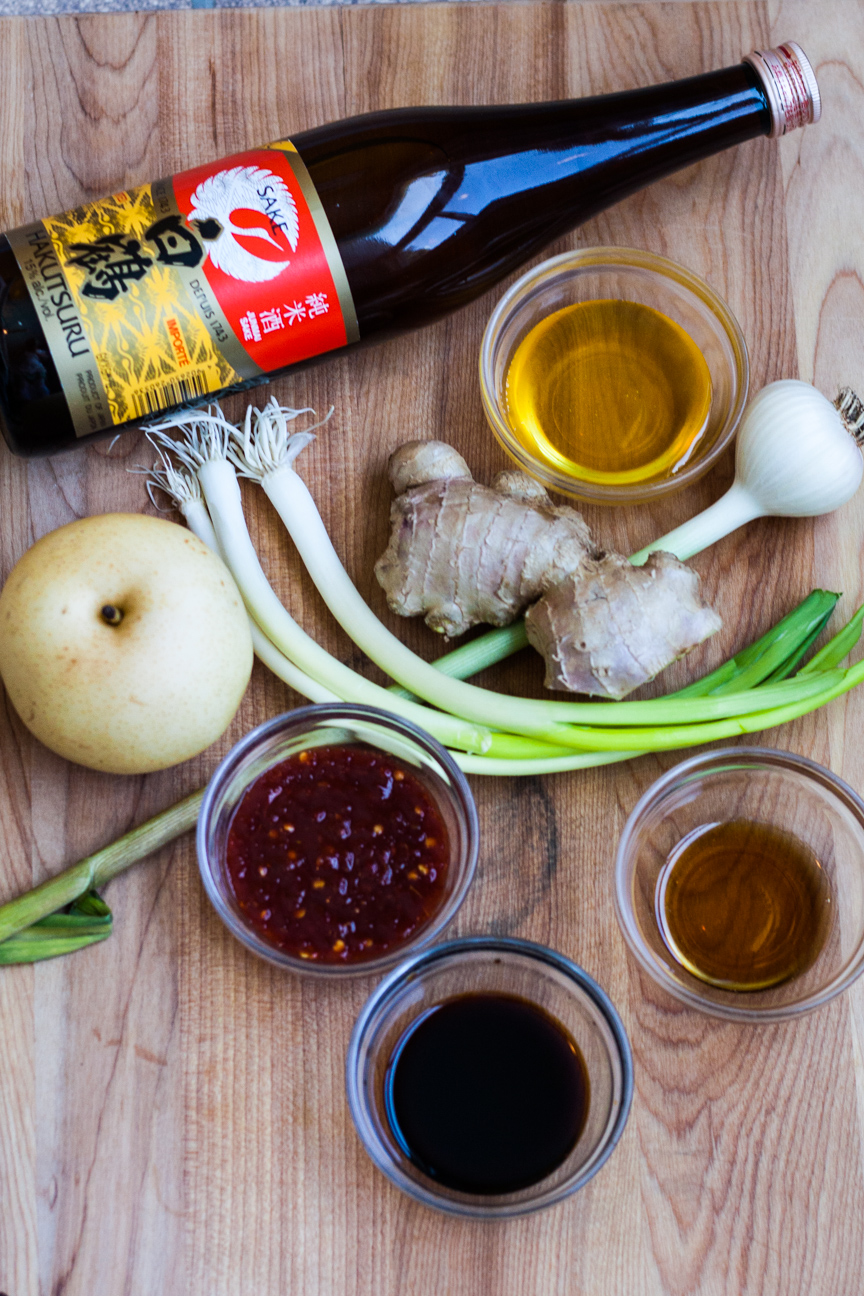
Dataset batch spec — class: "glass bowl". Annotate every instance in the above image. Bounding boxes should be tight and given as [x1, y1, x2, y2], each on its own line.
[197, 704, 479, 977]
[346, 936, 633, 1217]
[479, 246, 749, 505]
[615, 747, 864, 1022]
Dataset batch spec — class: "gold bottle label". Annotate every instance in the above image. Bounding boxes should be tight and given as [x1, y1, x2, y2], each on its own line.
[7, 141, 358, 438]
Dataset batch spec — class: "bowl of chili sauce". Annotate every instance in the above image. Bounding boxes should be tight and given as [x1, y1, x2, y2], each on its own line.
[196, 705, 479, 975]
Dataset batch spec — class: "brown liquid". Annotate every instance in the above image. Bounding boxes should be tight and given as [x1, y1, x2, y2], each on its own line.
[385, 993, 589, 1195]
[657, 819, 833, 991]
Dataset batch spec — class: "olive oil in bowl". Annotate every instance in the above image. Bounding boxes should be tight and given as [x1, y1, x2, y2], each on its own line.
[504, 299, 712, 487]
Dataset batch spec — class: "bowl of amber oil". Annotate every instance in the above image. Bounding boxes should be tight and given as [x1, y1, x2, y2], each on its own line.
[479, 246, 749, 505]
[196, 704, 479, 976]
[615, 747, 864, 1022]
[346, 936, 633, 1216]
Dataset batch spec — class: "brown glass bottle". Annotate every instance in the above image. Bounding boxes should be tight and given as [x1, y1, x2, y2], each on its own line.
[0, 43, 818, 457]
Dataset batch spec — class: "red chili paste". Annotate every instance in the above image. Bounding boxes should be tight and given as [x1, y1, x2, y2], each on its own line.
[225, 745, 450, 964]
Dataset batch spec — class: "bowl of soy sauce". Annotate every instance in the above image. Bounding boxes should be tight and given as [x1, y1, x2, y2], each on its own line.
[346, 936, 633, 1217]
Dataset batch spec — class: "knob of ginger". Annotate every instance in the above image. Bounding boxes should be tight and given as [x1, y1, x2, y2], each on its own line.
[375, 440, 721, 699]
[525, 550, 722, 699]
[374, 441, 599, 637]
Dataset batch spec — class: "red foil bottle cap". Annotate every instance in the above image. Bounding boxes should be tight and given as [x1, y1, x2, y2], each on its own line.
[744, 41, 822, 137]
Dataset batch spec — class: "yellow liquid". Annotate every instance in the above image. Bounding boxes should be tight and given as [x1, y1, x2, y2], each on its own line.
[504, 299, 712, 486]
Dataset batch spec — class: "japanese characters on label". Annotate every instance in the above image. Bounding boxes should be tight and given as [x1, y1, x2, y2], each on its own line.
[239, 292, 331, 343]
[7, 142, 358, 437]
[66, 215, 210, 300]
[171, 145, 356, 383]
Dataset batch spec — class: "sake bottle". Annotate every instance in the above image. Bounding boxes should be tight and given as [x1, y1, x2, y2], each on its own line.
[0, 41, 819, 457]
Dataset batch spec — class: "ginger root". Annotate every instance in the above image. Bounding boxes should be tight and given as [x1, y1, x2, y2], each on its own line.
[374, 441, 598, 637]
[375, 440, 721, 697]
[524, 550, 722, 699]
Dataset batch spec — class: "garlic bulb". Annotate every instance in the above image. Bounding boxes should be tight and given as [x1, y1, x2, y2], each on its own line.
[737, 380, 864, 516]
[631, 380, 864, 565]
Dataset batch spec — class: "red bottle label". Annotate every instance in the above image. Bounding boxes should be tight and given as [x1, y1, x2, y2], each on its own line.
[6, 141, 358, 437]
[171, 142, 357, 374]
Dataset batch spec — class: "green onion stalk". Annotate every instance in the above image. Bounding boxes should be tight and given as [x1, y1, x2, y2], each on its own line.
[0, 791, 203, 955]
[0, 892, 113, 965]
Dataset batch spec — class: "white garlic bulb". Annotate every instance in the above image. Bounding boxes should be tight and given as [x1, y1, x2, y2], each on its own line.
[631, 380, 864, 565]
[736, 379, 864, 517]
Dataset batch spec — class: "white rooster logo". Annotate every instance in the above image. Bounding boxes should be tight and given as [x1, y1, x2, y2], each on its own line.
[188, 165, 299, 283]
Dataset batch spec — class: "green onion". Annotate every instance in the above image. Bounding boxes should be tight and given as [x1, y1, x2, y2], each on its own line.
[411, 591, 841, 733]
[145, 417, 491, 755]
[672, 590, 840, 696]
[387, 622, 530, 699]
[0, 892, 112, 964]
[0, 789, 203, 946]
[226, 415, 855, 755]
[454, 749, 637, 776]
[485, 669, 851, 754]
[799, 603, 864, 674]
[455, 596, 859, 773]
[147, 409, 864, 773]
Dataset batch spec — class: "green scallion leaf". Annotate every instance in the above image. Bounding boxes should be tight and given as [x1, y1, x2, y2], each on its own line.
[798, 603, 864, 675]
[0, 890, 112, 964]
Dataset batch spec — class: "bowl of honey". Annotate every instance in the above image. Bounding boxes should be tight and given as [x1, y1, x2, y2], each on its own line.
[197, 704, 479, 976]
[479, 247, 749, 505]
[615, 747, 864, 1022]
[346, 936, 633, 1217]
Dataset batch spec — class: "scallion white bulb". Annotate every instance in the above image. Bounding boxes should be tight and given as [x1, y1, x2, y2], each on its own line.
[631, 380, 864, 565]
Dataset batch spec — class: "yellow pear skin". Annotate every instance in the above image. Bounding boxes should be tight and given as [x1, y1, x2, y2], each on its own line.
[0, 513, 253, 773]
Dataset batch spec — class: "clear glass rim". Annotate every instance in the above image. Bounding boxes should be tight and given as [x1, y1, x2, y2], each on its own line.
[479, 245, 750, 506]
[345, 934, 634, 1218]
[196, 703, 480, 978]
[614, 745, 864, 1022]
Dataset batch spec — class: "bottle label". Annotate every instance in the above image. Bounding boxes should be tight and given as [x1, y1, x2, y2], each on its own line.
[6, 141, 359, 438]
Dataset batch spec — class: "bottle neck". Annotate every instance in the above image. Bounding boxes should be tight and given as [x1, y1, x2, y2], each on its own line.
[429, 65, 773, 230]
[492, 40, 818, 163]
[532, 42, 817, 223]
[553, 62, 772, 185]
[744, 41, 821, 137]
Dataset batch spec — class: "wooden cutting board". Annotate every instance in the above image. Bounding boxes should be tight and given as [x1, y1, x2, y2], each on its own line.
[1, 3, 863, 1293]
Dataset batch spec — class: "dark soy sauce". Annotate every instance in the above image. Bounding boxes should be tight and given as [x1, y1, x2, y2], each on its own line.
[385, 992, 590, 1195]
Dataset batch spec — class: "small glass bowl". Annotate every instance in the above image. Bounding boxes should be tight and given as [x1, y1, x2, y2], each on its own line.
[615, 747, 864, 1022]
[346, 936, 633, 1217]
[479, 246, 749, 505]
[197, 704, 479, 977]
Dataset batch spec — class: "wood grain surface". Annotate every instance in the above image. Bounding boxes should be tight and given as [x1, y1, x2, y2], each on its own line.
[1, 3, 864, 1294]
